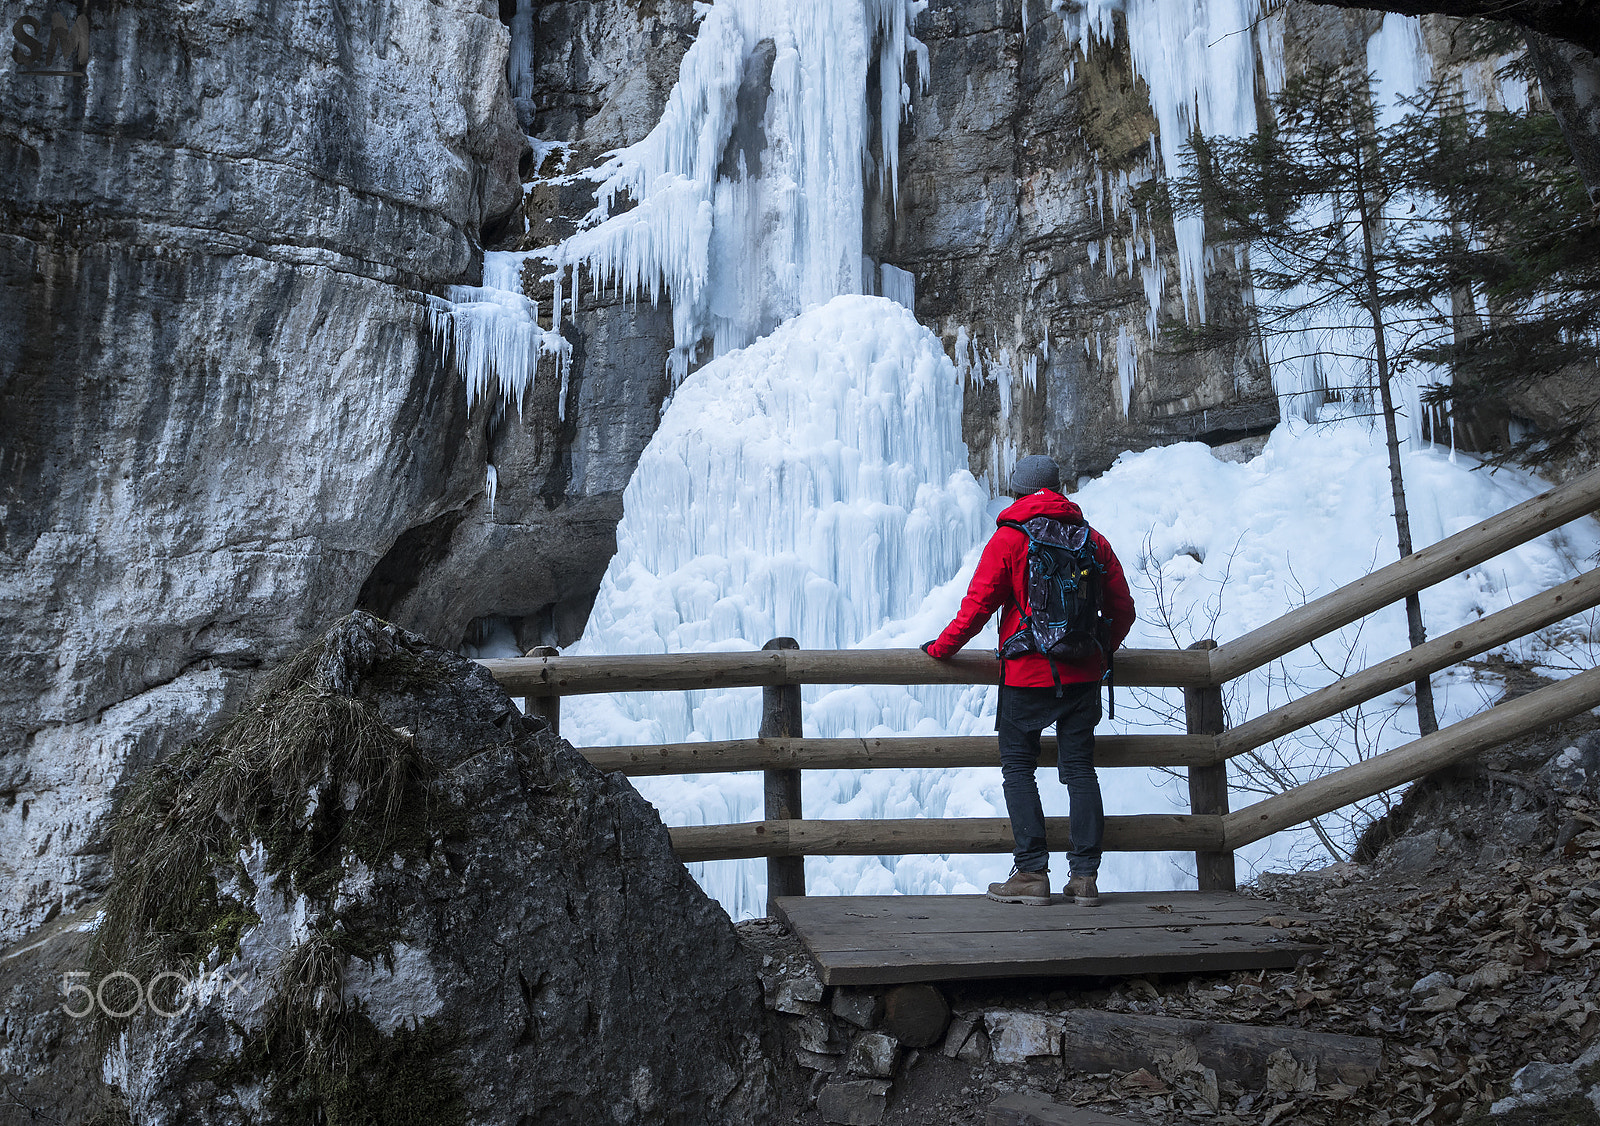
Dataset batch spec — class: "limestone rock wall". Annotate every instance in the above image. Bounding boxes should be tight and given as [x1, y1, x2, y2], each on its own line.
[0, 0, 527, 943]
[360, 0, 703, 656]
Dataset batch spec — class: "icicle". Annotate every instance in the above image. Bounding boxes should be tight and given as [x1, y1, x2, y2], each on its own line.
[486, 464, 499, 514]
[1059, 0, 1268, 323]
[507, 0, 536, 103]
[994, 350, 1013, 421]
[429, 252, 571, 413]
[1141, 257, 1165, 339]
[1115, 324, 1137, 415]
[880, 263, 916, 310]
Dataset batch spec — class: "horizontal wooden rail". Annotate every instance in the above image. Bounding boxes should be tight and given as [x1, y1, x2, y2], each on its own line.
[581, 734, 1219, 775]
[670, 814, 1224, 862]
[1217, 567, 1600, 761]
[472, 468, 1600, 888]
[479, 646, 1211, 697]
[1209, 465, 1600, 684]
[1223, 664, 1600, 850]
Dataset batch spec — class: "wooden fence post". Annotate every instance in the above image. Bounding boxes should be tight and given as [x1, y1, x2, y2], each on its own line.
[761, 637, 805, 913]
[1184, 639, 1234, 891]
[528, 646, 561, 736]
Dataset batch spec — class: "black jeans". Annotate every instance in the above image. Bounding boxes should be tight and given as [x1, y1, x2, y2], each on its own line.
[998, 682, 1103, 876]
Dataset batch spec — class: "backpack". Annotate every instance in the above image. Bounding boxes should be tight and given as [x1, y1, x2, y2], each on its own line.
[995, 517, 1110, 701]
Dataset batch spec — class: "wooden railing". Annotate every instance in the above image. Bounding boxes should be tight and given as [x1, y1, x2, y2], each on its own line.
[481, 466, 1600, 914]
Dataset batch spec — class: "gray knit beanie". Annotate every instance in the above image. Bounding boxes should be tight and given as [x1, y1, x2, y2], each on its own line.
[1009, 454, 1061, 495]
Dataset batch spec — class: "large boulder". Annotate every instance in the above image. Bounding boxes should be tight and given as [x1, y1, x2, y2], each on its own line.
[89, 612, 773, 1125]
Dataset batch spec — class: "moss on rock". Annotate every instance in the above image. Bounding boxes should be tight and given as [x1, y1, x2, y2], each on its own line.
[92, 614, 468, 1122]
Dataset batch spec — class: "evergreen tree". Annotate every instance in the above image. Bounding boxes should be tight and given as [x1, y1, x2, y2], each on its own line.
[1398, 103, 1600, 468]
[1164, 65, 1444, 736]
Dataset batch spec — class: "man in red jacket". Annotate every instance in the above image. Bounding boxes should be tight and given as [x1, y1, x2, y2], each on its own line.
[923, 455, 1135, 906]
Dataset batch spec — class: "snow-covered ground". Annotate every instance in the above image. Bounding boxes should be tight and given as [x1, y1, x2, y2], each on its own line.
[557, 296, 1600, 920]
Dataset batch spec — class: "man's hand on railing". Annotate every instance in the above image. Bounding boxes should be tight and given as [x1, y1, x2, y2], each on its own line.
[920, 640, 945, 659]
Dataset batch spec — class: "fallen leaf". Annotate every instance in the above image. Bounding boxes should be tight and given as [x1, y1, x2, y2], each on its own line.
[1116, 1067, 1169, 1095]
[1457, 961, 1517, 991]
[1260, 1100, 1299, 1126]
[1412, 987, 1466, 1013]
[1296, 988, 1336, 1010]
[1266, 1048, 1316, 1093]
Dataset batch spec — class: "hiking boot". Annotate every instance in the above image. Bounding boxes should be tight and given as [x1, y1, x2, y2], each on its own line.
[1064, 874, 1101, 906]
[986, 868, 1051, 906]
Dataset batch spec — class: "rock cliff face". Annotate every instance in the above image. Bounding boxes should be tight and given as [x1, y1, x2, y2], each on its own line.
[360, 0, 705, 656]
[0, 0, 528, 943]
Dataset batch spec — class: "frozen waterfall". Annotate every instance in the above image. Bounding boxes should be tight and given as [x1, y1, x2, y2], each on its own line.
[436, 0, 1596, 921]
[549, 0, 929, 378]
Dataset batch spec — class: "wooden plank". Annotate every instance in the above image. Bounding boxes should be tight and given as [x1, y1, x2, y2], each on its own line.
[480, 646, 1212, 696]
[580, 733, 1218, 775]
[780, 648, 1213, 689]
[669, 814, 1225, 862]
[1184, 639, 1234, 892]
[1210, 465, 1600, 683]
[479, 650, 788, 696]
[1224, 664, 1600, 850]
[771, 893, 1319, 985]
[790, 911, 1306, 942]
[803, 921, 1310, 957]
[1218, 567, 1600, 761]
[1052, 1010, 1381, 1086]
[526, 646, 561, 735]
[761, 638, 805, 909]
[775, 891, 1299, 938]
[797, 931, 1317, 985]
[775, 889, 1283, 920]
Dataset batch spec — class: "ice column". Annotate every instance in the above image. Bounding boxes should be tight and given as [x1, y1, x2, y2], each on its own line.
[508, 0, 535, 102]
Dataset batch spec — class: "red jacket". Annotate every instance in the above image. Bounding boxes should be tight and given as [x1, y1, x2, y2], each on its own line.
[927, 491, 1135, 687]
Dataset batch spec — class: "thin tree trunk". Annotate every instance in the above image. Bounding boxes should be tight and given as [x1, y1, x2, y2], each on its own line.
[1354, 148, 1440, 737]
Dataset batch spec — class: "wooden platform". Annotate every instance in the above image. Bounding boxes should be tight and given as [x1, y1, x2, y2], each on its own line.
[772, 891, 1320, 985]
